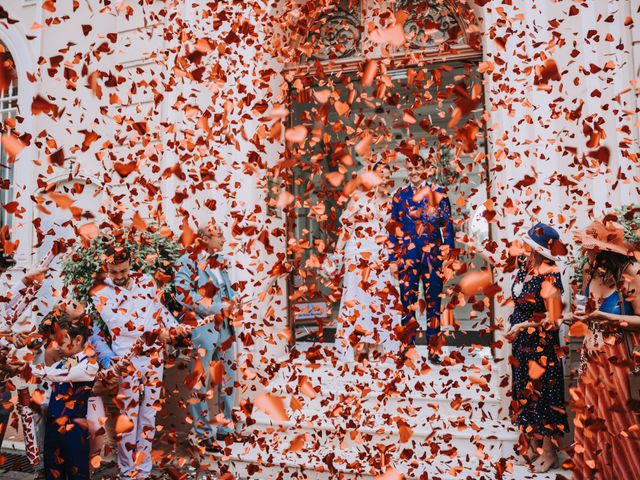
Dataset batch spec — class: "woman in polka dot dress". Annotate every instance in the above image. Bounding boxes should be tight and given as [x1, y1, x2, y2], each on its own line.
[505, 223, 569, 473]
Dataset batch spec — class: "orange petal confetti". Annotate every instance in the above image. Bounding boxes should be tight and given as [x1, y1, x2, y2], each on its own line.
[285, 125, 308, 144]
[114, 414, 135, 435]
[569, 320, 590, 337]
[528, 360, 546, 380]
[1, 134, 25, 160]
[255, 393, 288, 423]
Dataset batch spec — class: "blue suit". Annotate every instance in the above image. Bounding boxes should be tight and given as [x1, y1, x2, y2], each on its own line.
[388, 184, 455, 343]
[175, 251, 237, 440]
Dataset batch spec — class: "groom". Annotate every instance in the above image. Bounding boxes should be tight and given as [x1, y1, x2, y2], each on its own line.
[389, 154, 455, 362]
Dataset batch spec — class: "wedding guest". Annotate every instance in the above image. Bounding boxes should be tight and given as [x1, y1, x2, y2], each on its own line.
[0, 245, 48, 450]
[327, 162, 401, 363]
[91, 245, 180, 479]
[49, 298, 110, 471]
[175, 222, 239, 450]
[388, 154, 455, 362]
[33, 311, 98, 480]
[505, 223, 568, 473]
[571, 220, 640, 480]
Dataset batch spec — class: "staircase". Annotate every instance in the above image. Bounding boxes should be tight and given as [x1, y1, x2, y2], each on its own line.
[201, 344, 566, 479]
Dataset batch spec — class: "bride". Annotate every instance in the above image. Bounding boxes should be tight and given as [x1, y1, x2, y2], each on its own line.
[327, 163, 402, 363]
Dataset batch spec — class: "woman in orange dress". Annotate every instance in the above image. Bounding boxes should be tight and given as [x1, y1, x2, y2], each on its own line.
[571, 220, 640, 480]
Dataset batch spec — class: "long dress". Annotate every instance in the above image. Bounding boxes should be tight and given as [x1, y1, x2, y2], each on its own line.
[509, 260, 569, 436]
[336, 191, 402, 362]
[572, 288, 640, 480]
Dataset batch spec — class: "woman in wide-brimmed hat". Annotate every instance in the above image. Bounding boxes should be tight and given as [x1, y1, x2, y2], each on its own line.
[506, 222, 569, 472]
[571, 219, 640, 480]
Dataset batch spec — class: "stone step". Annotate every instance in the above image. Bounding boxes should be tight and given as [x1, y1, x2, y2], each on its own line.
[247, 396, 513, 444]
[245, 411, 519, 463]
[267, 378, 506, 423]
[264, 346, 507, 431]
[226, 344, 524, 479]
[198, 440, 566, 480]
[273, 363, 502, 403]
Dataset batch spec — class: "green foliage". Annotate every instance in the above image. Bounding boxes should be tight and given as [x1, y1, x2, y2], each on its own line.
[62, 227, 182, 329]
[427, 146, 462, 187]
[617, 204, 640, 247]
[570, 204, 640, 292]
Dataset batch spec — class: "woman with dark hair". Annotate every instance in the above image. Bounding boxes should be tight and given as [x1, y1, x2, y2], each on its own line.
[505, 223, 569, 472]
[571, 220, 640, 480]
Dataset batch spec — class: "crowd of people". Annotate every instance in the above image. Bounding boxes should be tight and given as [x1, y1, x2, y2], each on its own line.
[0, 158, 638, 480]
[0, 223, 241, 479]
[324, 154, 640, 477]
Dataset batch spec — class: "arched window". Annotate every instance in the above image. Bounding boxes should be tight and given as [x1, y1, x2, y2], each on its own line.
[0, 42, 17, 229]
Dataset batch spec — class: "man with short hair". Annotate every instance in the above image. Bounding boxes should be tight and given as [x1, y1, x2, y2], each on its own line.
[389, 154, 456, 363]
[91, 246, 179, 479]
[175, 222, 238, 450]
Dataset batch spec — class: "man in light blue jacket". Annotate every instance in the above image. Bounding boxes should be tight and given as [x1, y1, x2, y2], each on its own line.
[175, 223, 238, 450]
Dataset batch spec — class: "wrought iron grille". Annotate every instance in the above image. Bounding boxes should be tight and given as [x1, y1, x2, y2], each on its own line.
[306, 0, 362, 61]
[398, 0, 466, 49]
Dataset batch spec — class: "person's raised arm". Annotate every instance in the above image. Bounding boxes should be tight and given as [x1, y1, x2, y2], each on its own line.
[34, 355, 99, 383]
[542, 274, 564, 330]
[89, 323, 116, 369]
[438, 191, 455, 251]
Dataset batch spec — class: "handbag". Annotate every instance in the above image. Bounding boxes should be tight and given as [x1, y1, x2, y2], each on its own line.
[618, 291, 640, 409]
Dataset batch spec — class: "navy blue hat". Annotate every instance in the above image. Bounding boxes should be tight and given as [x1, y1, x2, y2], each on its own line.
[523, 222, 564, 261]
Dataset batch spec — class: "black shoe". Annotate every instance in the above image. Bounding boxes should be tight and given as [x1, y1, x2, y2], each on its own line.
[204, 438, 223, 452]
[428, 351, 441, 364]
[216, 431, 248, 443]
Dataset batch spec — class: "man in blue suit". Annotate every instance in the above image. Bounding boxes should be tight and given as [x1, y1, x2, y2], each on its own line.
[175, 223, 238, 450]
[389, 155, 455, 362]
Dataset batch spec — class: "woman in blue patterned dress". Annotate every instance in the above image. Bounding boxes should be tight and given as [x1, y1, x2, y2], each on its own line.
[505, 223, 569, 472]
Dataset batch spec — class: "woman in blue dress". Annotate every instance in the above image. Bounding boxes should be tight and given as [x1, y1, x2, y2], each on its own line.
[505, 223, 569, 472]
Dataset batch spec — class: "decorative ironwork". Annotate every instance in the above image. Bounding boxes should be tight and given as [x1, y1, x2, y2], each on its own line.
[307, 1, 361, 61]
[398, 0, 466, 50]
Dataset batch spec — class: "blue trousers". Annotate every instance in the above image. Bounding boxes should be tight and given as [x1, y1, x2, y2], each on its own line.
[44, 419, 90, 480]
[397, 249, 444, 344]
[189, 320, 235, 440]
[0, 388, 11, 446]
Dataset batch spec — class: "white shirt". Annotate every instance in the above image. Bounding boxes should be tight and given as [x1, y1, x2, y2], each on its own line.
[92, 273, 177, 357]
[33, 350, 99, 383]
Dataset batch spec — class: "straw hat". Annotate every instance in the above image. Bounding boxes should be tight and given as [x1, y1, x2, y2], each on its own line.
[522, 222, 565, 262]
[573, 220, 632, 256]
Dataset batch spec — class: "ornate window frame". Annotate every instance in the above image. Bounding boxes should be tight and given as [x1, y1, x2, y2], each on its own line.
[285, 0, 481, 75]
[279, 0, 491, 346]
[0, 21, 39, 267]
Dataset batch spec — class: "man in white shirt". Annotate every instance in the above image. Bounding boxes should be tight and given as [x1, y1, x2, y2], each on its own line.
[90, 246, 179, 480]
